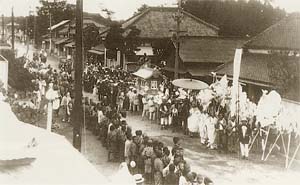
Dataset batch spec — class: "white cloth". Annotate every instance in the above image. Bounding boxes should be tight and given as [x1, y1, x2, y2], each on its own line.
[187, 108, 201, 133]
[207, 117, 217, 147]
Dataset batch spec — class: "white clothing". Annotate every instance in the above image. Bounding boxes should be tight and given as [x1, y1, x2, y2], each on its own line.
[97, 110, 104, 124]
[207, 117, 217, 148]
[187, 108, 201, 133]
[240, 143, 249, 157]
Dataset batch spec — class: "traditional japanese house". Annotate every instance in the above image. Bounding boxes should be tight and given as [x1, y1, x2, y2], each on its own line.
[215, 13, 300, 108]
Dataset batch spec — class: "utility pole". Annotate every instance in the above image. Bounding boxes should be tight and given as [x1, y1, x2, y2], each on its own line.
[33, 11, 37, 48]
[49, 13, 52, 54]
[1, 14, 4, 42]
[72, 0, 83, 151]
[174, 0, 183, 79]
[11, 7, 15, 52]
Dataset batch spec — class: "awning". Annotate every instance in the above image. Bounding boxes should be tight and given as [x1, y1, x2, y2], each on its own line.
[132, 67, 154, 79]
[135, 46, 154, 56]
[88, 49, 104, 55]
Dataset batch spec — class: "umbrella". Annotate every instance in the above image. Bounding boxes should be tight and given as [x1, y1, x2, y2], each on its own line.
[172, 78, 209, 90]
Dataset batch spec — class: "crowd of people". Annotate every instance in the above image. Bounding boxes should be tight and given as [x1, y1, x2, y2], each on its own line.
[7, 49, 270, 185]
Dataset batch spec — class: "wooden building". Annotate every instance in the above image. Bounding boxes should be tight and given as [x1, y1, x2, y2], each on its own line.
[216, 13, 300, 105]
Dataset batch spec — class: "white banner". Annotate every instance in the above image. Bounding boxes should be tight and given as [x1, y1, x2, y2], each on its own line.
[230, 49, 243, 117]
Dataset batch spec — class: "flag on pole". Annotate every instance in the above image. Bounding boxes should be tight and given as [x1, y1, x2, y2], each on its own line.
[230, 49, 243, 117]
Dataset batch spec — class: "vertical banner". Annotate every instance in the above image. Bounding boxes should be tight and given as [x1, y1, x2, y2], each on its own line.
[104, 48, 107, 67]
[117, 50, 121, 67]
[230, 49, 243, 117]
[123, 53, 126, 71]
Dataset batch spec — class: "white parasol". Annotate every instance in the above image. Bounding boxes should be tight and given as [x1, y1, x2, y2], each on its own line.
[172, 79, 209, 90]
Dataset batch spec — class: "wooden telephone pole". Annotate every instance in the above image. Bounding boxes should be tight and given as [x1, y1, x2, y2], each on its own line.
[174, 0, 184, 79]
[11, 7, 15, 51]
[1, 15, 4, 41]
[72, 0, 83, 151]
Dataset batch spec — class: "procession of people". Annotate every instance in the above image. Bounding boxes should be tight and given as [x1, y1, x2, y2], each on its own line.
[5, 45, 296, 185]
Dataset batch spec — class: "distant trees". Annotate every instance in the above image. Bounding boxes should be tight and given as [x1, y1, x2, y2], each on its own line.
[183, 0, 286, 37]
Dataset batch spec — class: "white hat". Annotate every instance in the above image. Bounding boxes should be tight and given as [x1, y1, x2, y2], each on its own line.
[133, 174, 144, 184]
[130, 161, 136, 168]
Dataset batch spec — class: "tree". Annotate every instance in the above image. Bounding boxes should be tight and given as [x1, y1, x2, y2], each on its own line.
[134, 4, 149, 15]
[0, 50, 34, 93]
[182, 0, 286, 37]
[83, 25, 100, 51]
[104, 22, 124, 59]
[102, 8, 115, 20]
[124, 26, 141, 57]
[35, 0, 75, 44]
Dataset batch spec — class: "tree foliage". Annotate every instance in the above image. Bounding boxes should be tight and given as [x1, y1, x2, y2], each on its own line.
[183, 0, 286, 37]
[0, 50, 34, 92]
[36, 0, 75, 43]
[83, 25, 100, 51]
[134, 4, 149, 15]
[104, 22, 124, 58]
[124, 26, 141, 56]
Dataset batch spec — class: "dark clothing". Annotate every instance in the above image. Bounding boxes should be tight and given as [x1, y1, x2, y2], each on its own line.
[238, 123, 251, 144]
[164, 172, 178, 185]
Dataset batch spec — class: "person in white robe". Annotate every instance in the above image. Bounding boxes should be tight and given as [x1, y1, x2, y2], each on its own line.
[187, 103, 201, 136]
[207, 114, 217, 149]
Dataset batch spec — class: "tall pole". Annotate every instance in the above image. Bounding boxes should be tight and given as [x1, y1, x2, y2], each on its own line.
[72, 0, 83, 151]
[1, 14, 4, 41]
[11, 7, 15, 52]
[49, 13, 52, 54]
[174, 0, 182, 79]
[33, 12, 37, 48]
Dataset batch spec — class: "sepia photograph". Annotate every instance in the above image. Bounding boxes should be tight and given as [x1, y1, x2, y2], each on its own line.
[0, 0, 299, 184]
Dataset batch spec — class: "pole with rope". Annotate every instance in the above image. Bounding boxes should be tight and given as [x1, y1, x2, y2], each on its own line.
[72, 0, 83, 151]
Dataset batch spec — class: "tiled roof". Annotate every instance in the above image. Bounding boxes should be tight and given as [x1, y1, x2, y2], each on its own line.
[244, 13, 300, 50]
[100, 7, 219, 39]
[179, 36, 246, 64]
[215, 53, 272, 85]
[215, 53, 300, 102]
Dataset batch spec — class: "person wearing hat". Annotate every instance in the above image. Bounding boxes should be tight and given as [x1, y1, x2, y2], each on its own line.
[238, 118, 251, 159]
[227, 116, 238, 153]
[142, 139, 154, 183]
[159, 98, 169, 130]
[133, 174, 144, 185]
[153, 150, 164, 185]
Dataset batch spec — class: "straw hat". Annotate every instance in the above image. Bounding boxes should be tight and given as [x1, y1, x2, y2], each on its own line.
[133, 174, 144, 184]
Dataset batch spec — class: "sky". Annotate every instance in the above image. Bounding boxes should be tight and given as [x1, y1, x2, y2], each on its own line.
[0, 0, 299, 20]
